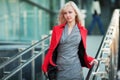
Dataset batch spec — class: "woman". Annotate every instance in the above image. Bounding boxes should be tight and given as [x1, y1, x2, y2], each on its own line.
[42, 1, 98, 80]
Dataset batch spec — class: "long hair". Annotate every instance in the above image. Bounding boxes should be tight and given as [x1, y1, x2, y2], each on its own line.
[58, 1, 82, 25]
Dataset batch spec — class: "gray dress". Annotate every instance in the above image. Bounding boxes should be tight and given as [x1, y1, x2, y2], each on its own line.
[56, 24, 84, 80]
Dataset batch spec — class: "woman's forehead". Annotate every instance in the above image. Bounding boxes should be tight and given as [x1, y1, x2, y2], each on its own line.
[63, 5, 74, 11]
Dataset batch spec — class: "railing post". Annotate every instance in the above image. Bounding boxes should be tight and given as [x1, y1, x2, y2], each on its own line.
[19, 56, 22, 80]
[41, 35, 48, 80]
[2, 57, 10, 80]
[31, 40, 37, 80]
[18, 48, 25, 80]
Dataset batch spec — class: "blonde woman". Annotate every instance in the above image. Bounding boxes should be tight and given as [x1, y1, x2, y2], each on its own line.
[42, 1, 98, 80]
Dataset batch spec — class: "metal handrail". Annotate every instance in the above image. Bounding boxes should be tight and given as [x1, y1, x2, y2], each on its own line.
[1, 46, 48, 80]
[86, 9, 120, 80]
[0, 34, 51, 80]
[0, 35, 50, 69]
[86, 34, 105, 80]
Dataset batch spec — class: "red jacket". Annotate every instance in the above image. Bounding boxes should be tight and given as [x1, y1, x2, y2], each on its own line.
[42, 23, 94, 73]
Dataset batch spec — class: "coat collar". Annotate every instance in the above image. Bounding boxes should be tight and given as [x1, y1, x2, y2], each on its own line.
[58, 22, 83, 29]
[55, 22, 87, 49]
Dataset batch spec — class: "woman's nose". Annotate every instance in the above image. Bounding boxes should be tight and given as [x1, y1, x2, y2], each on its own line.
[66, 13, 70, 17]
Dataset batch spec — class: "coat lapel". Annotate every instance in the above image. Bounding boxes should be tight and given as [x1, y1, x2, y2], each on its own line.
[55, 24, 65, 47]
[77, 23, 88, 49]
[56, 28, 63, 45]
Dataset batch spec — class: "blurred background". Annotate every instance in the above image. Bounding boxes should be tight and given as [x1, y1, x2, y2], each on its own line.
[0, 0, 119, 80]
[0, 0, 119, 42]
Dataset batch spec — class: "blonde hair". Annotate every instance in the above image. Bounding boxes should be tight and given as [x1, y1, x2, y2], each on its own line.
[58, 1, 82, 24]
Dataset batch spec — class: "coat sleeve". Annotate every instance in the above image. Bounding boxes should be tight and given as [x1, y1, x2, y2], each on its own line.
[87, 55, 94, 63]
[84, 53, 95, 68]
[83, 28, 95, 68]
[41, 27, 56, 73]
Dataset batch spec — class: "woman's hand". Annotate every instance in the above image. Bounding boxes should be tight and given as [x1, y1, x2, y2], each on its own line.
[44, 72, 48, 78]
[90, 59, 98, 66]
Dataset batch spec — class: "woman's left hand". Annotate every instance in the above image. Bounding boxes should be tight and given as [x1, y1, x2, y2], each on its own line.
[90, 59, 98, 66]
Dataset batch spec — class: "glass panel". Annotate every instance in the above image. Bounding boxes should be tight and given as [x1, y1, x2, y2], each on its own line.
[0, 0, 19, 40]
[20, 1, 50, 41]
[0, 0, 61, 41]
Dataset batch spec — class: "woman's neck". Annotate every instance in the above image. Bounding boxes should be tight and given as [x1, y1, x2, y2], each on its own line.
[67, 21, 76, 28]
[67, 21, 76, 35]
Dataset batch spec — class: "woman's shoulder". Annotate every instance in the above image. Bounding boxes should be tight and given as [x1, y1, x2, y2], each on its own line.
[77, 22, 87, 30]
[52, 23, 66, 30]
[52, 25, 60, 31]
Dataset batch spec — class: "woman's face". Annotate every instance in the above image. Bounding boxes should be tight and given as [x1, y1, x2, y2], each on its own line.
[63, 5, 76, 23]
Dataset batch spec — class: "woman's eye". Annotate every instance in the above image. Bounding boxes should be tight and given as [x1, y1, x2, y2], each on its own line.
[69, 11, 72, 14]
[64, 12, 67, 15]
